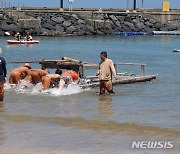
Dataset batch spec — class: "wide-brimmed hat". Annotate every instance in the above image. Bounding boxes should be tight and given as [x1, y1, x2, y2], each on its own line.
[24, 63, 31, 69]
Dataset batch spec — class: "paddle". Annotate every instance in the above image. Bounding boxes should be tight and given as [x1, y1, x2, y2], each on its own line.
[4, 32, 11, 36]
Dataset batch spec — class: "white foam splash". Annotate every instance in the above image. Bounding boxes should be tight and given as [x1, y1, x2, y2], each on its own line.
[4, 80, 85, 96]
[52, 83, 83, 96]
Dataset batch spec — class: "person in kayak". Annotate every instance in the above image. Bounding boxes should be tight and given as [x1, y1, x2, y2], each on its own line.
[9, 63, 31, 85]
[14, 32, 21, 41]
[25, 32, 33, 41]
[59, 69, 79, 92]
[42, 69, 62, 90]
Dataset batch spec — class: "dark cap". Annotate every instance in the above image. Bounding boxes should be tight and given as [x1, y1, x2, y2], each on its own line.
[55, 69, 62, 75]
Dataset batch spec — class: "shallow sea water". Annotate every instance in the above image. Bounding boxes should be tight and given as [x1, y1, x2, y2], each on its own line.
[0, 35, 179, 153]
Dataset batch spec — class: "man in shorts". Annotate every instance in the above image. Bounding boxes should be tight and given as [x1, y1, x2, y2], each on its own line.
[96, 51, 117, 95]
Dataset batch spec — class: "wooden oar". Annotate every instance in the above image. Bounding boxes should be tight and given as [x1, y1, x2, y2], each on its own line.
[8, 60, 41, 64]
[8, 59, 81, 64]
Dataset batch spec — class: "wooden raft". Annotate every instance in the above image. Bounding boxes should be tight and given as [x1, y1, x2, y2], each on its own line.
[38, 58, 156, 87]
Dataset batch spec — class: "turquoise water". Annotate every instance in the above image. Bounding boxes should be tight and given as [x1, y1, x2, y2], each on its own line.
[0, 35, 180, 153]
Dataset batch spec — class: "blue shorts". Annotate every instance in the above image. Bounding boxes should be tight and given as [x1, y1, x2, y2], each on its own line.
[61, 76, 72, 84]
[0, 75, 5, 82]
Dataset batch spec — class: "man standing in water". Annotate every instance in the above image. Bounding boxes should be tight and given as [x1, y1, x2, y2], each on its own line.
[96, 51, 117, 95]
[0, 48, 7, 101]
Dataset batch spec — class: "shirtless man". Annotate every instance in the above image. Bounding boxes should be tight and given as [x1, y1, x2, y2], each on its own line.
[9, 63, 31, 85]
[42, 69, 62, 90]
[26, 69, 49, 85]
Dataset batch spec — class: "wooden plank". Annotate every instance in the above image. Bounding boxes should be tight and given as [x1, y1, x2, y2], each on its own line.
[115, 63, 146, 66]
[80, 75, 156, 89]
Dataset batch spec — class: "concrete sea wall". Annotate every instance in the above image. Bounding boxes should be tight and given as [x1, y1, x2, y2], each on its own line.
[0, 10, 180, 36]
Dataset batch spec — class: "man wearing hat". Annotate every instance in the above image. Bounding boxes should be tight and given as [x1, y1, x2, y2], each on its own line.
[14, 32, 21, 41]
[0, 48, 7, 101]
[9, 63, 31, 85]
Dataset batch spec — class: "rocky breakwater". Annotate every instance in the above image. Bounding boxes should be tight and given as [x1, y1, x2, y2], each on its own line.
[36, 13, 95, 36]
[0, 12, 179, 36]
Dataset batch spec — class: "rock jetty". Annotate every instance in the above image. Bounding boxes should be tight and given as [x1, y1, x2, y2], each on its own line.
[0, 12, 179, 36]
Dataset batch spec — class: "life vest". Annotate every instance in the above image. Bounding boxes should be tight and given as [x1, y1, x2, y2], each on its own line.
[61, 71, 79, 81]
[26, 35, 31, 41]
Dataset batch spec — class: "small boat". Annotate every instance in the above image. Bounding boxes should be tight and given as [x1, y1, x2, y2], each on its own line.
[173, 49, 180, 52]
[7, 40, 40, 45]
[153, 31, 180, 35]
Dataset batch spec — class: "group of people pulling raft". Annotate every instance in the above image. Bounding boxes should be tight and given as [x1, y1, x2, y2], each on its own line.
[0, 51, 117, 101]
[8, 62, 79, 92]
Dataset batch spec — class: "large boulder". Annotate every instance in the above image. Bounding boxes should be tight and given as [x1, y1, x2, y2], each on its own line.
[55, 24, 65, 32]
[149, 19, 156, 24]
[124, 22, 134, 28]
[144, 27, 153, 33]
[1, 23, 19, 32]
[105, 20, 113, 30]
[66, 25, 76, 34]
[136, 22, 146, 30]
[71, 14, 79, 20]
[77, 29, 86, 35]
[0, 21, 8, 29]
[116, 16, 125, 22]
[96, 30, 104, 35]
[160, 27, 168, 31]
[122, 26, 132, 32]
[51, 16, 65, 24]
[111, 24, 119, 32]
[42, 23, 55, 30]
[78, 24, 87, 30]
[85, 31, 93, 35]
[129, 26, 139, 32]
[132, 19, 140, 25]
[0, 30, 4, 36]
[62, 21, 72, 28]
[41, 28, 50, 34]
[77, 19, 86, 25]
[144, 21, 154, 27]
[46, 19, 57, 26]
[0, 14, 4, 20]
[44, 14, 50, 20]
[86, 25, 94, 33]
[5, 18, 13, 24]
[109, 15, 118, 22]
[154, 22, 164, 29]
[114, 20, 121, 28]
[33, 28, 41, 35]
